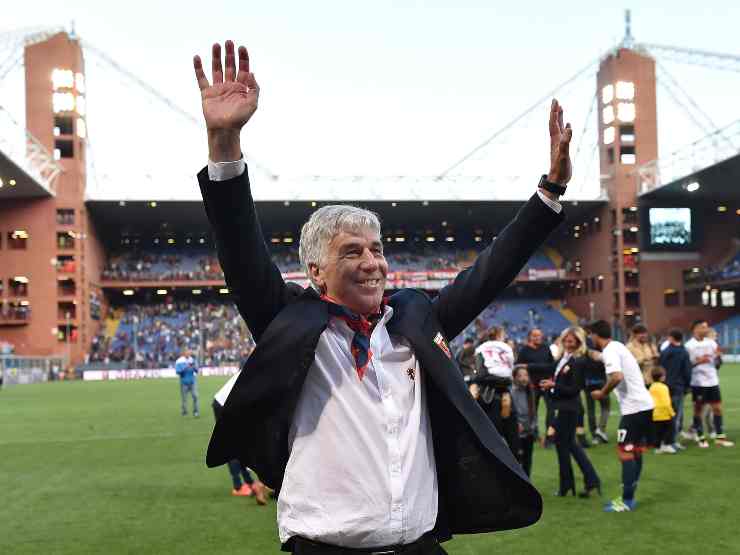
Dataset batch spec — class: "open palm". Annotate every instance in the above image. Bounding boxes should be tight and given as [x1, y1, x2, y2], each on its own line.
[194, 42, 259, 131]
[548, 99, 573, 185]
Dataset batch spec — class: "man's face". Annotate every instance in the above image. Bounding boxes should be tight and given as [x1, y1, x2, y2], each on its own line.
[515, 368, 530, 387]
[311, 228, 388, 315]
[635, 332, 648, 343]
[588, 332, 604, 350]
[693, 321, 709, 339]
[529, 329, 543, 347]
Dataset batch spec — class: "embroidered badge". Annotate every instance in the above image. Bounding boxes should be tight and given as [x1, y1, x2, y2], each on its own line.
[407, 367, 415, 381]
[434, 332, 452, 359]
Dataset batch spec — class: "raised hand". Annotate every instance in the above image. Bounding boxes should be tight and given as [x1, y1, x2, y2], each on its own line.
[193, 41, 259, 161]
[547, 99, 573, 185]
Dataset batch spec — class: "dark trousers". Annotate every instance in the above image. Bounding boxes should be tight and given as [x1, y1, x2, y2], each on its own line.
[228, 460, 254, 490]
[554, 409, 600, 493]
[480, 394, 521, 458]
[652, 420, 673, 447]
[585, 390, 610, 434]
[669, 389, 685, 443]
[533, 386, 555, 435]
[518, 434, 535, 477]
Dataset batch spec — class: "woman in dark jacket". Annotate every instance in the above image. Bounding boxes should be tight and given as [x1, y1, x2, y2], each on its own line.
[540, 326, 601, 498]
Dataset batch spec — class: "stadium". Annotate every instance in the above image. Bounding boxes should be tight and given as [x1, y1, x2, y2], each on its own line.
[1, 9, 739, 555]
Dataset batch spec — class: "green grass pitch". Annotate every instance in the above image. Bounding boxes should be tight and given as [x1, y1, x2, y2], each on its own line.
[2, 366, 738, 554]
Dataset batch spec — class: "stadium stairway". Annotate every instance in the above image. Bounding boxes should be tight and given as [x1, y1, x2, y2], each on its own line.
[543, 246, 564, 269]
[546, 300, 579, 325]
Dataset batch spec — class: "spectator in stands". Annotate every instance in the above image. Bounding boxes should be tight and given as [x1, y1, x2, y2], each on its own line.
[649, 367, 677, 454]
[659, 329, 692, 449]
[539, 326, 600, 498]
[626, 324, 659, 385]
[511, 367, 536, 477]
[194, 42, 570, 551]
[515, 328, 555, 446]
[213, 372, 268, 504]
[175, 349, 199, 417]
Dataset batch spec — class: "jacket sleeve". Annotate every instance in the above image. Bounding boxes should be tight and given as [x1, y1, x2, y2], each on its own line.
[681, 351, 692, 387]
[197, 166, 293, 342]
[432, 192, 564, 340]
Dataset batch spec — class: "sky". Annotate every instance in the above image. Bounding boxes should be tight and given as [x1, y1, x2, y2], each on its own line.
[2, 0, 740, 200]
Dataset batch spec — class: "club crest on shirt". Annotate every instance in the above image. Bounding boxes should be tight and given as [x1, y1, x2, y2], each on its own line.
[407, 367, 416, 381]
[434, 332, 452, 359]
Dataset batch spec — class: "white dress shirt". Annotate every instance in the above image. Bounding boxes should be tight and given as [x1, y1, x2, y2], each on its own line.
[207, 158, 562, 547]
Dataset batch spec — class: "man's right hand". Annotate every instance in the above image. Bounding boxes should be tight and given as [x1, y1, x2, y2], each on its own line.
[193, 41, 260, 162]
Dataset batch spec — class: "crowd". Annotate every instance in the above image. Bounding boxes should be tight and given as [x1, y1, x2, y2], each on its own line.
[454, 317, 733, 511]
[684, 250, 740, 284]
[102, 251, 224, 281]
[100, 245, 560, 280]
[88, 302, 255, 368]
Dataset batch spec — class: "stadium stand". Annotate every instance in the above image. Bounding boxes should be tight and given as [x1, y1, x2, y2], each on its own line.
[101, 245, 561, 280]
[88, 302, 254, 368]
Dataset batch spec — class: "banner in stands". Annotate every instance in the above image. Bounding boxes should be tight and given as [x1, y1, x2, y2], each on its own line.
[83, 366, 239, 381]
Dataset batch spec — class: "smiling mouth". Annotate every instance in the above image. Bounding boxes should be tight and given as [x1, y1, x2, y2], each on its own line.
[358, 279, 382, 288]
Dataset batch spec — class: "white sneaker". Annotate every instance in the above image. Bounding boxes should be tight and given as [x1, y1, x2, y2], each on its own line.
[715, 437, 735, 447]
[710, 432, 718, 440]
[673, 443, 686, 451]
[681, 430, 697, 441]
[698, 440, 710, 449]
[660, 445, 678, 454]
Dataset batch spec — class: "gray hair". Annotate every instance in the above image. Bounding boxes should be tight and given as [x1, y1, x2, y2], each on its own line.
[299, 205, 381, 290]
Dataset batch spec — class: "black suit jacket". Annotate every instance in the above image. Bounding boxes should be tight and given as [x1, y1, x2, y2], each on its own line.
[549, 355, 587, 412]
[198, 166, 564, 541]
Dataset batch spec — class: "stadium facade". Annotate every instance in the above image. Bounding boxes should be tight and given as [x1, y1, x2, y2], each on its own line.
[0, 32, 738, 368]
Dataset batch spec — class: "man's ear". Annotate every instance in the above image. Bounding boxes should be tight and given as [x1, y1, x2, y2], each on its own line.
[308, 263, 325, 292]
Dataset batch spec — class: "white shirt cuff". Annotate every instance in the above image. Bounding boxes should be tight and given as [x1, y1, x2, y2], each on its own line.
[208, 158, 246, 181]
[537, 190, 562, 214]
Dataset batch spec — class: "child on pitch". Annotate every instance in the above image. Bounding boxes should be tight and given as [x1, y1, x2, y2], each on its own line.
[649, 367, 677, 454]
[213, 372, 268, 504]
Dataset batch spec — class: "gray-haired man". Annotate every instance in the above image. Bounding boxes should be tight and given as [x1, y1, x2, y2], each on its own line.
[193, 40, 571, 554]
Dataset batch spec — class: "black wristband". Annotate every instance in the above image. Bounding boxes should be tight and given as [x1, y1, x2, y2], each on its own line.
[538, 175, 567, 196]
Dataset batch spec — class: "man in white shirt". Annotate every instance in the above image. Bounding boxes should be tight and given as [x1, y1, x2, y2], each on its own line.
[192, 40, 572, 553]
[685, 319, 734, 448]
[588, 320, 654, 513]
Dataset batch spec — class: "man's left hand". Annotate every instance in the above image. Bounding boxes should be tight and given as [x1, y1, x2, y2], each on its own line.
[547, 99, 572, 185]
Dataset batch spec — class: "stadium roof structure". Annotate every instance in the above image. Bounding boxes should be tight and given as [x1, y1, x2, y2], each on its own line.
[639, 151, 740, 203]
[0, 107, 61, 200]
[0, 149, 53, 199]
[639, 119, 740, 203]
[87, 197, 607, 246]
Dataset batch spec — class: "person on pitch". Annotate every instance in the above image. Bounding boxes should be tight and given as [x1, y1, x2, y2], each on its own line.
[193, 40, 571, 553]
[588, 321, 654, 512]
